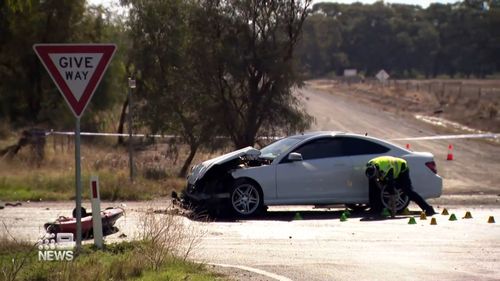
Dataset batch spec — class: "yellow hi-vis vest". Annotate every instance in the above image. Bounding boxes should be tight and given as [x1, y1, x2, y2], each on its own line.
[368, 156, 408, 179]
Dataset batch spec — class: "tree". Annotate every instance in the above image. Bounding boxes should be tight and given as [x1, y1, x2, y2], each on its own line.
[124, 0, 314, 176]
[125, 0, 223, 177]
[296, 1, 499, 79]
[200, 0, 314, 148]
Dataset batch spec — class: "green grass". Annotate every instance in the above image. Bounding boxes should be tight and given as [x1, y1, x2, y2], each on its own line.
[0, 240, 225, 281]
[135, 260, 224, 281]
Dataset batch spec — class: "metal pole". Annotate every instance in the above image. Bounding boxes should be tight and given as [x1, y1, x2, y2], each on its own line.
[127, 83, 134, 182]
[75, 117, 82, 251]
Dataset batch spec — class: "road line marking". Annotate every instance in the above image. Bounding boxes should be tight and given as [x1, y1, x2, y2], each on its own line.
[207, 262, 293, 281]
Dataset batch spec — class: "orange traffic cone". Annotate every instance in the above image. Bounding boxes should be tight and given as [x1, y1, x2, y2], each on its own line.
[446, 144, 454, 161]
[406, 143, 411, 150]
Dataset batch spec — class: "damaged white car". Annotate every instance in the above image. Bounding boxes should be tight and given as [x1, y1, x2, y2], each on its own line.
[182, 131, 442, 217]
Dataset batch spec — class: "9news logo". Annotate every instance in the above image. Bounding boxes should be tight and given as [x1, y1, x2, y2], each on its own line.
[37, 233, 74, 261]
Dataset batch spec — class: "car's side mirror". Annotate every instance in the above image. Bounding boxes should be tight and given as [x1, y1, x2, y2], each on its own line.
[288, 152, 303, 162]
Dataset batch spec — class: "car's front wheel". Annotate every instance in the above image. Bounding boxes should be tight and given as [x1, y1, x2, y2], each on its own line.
[230, 179, 263, 217]
[380, 185, 410, 213]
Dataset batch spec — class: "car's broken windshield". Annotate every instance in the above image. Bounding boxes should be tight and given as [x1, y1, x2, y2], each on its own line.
[259, 137, 304, 160]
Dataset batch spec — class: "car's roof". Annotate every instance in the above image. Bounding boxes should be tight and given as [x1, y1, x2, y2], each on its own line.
[288, 131, 348, 139]
[288, 130, 399, 145]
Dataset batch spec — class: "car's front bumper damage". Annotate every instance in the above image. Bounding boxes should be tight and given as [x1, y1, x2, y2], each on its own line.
[180, 181, 231, 215]
[179, 147, 264, 215]
[183, 183, 230, 202]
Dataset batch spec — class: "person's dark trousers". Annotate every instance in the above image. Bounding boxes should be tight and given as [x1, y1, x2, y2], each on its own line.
[396, 169, 432, 211]
[368, 179, 383, 212]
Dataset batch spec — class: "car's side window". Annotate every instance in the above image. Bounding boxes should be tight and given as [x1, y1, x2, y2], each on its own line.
[337, 137, 390, 155]
[291, 138, 344, 160]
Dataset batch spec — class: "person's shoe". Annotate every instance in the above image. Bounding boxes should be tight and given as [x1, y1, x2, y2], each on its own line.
[425, 207, 437, 216]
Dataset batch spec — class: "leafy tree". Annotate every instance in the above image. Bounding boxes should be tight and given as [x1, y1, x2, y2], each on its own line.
[124, 0, 314, 176]
[298, 1, 499, 79]
[199, 0, 314, 148]
[125, 0, 224, 176]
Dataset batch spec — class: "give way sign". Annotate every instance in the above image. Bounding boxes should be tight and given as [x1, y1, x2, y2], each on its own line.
[33, 44, 116, 118]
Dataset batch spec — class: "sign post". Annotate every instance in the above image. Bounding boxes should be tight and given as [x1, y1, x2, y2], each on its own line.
[75, 117, 82, 249]
[128, 78, 136, 182]
[90, 176, 103, 248]
[33, 44, 116, 251]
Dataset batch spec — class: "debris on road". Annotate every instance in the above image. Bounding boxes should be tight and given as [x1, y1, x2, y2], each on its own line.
[44, 206, 124, 238]
[4, 202, 22, 207]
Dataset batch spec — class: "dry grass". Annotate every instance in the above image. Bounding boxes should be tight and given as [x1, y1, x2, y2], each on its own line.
[0, 135, 220, 201]
[137, 207, 206, 270]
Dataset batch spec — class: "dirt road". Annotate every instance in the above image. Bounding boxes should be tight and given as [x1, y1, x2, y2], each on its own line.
[300, 83, 500, 195]
[2, 84, 499, 281]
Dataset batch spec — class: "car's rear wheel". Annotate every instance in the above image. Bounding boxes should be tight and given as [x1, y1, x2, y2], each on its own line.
[230, 179, 263, 217]
[380, 185, 410, 213]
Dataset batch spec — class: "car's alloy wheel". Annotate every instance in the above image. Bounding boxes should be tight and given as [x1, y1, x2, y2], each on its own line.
[230, 181, 262, 216]
[380, 186, 410, 212]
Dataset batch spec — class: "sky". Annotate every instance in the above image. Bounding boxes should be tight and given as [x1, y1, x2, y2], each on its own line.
[90, 0, 460, 9]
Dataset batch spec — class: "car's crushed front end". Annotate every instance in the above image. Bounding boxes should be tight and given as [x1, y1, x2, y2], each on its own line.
[180, 147, 270, 213]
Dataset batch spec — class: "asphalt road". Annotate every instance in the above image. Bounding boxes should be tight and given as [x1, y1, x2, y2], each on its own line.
[2, 84, 499, 281]
[2, 200, 499, 281]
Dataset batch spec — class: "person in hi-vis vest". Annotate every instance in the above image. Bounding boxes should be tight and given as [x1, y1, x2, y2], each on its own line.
[365, 156, 436, 216]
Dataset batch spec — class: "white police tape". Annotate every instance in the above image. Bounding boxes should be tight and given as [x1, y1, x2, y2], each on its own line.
[47, 130, 174, 138]
[391, 133, 499, 141]
[46, 131, 281, 140]
[46, 130, 499, 141]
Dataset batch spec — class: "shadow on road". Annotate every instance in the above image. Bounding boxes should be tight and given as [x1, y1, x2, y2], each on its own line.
[186, 209, 422, 223]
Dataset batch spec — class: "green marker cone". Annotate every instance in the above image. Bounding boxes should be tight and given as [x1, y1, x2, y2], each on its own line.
[294, 212, 303, 220]
[381, 208, 391, 218]
[449, 214, 457, 221]
[344, 209, 351, 217]
[408, 217, 417, 224]
[340, 213, 348, 222]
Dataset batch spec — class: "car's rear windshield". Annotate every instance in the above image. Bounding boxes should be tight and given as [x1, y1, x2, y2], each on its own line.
[259, 136, 305, 160]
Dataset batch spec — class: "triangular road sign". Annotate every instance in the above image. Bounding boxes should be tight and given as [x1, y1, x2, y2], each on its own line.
[33, 44, 116, 118]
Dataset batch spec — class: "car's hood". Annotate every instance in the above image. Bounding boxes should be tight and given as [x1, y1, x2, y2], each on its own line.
[187, 146, 261, 184]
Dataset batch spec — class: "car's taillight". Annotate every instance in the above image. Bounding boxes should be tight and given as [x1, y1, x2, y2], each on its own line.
[425, 161, 437, 174]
